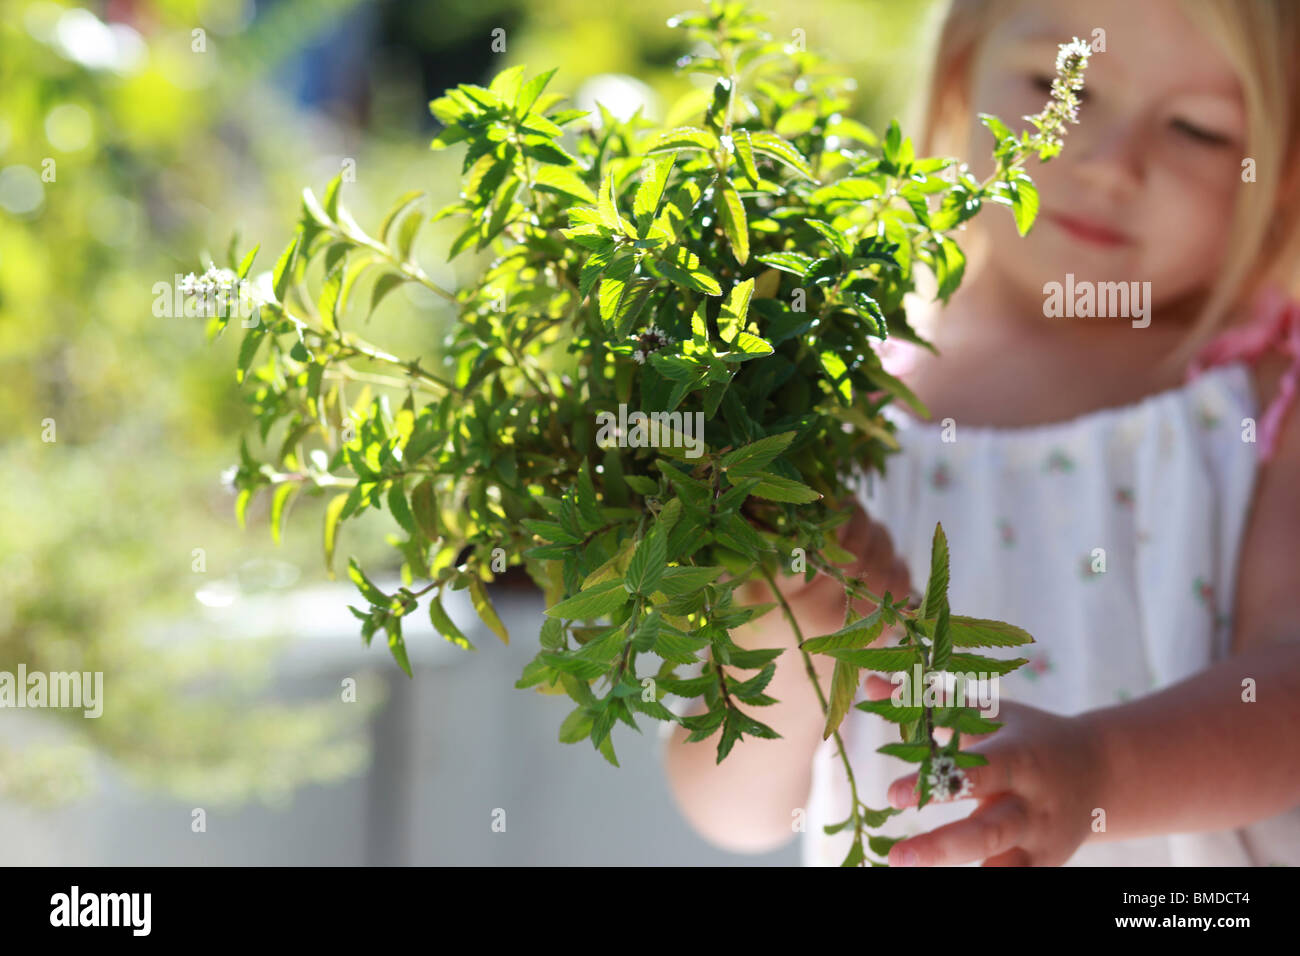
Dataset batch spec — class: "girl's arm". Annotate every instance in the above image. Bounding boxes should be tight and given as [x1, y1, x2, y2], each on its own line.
[1082, 641, 1300, 843]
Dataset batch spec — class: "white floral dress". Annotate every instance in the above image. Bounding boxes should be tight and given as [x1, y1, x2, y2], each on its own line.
[803, 358, 1300, 866]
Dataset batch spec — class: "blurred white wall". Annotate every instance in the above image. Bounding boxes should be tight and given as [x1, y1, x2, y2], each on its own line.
[0, 583, 797, 866]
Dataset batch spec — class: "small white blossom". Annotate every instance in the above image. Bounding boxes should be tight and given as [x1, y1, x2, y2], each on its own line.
[219, 465, 239, 495]
[926, 754, 973, 801]
[1023, 37, 1091, 158]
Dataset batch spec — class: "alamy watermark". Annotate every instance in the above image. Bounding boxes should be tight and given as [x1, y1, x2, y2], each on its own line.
[0, 665, 103, 718]
[1043, 273, 1151, 328]
[890, 666, 1000, 719]
[595, 404, 706, 459]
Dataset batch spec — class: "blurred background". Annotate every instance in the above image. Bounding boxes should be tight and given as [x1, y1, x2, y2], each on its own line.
[0, 0, 939, 864]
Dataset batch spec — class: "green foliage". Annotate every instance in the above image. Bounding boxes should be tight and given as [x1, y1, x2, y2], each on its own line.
[207, 0, 1087, 864]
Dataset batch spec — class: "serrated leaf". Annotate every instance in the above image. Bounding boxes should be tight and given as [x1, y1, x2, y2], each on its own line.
[516, 67, 557, 116]
[732, 128, 760, 184]
[624, 527, 668, 596]
[877, 743, 929, 762]
[323, 492, 348, 577]
[823, 647, 919, 671]
[1009, 174, 1039, 236]
[717, 277, 754, 343]
[824, 660, 859, 739]
[755, 252, 814, 277]
[533, 164, 597, 204]
[370, 273, 407, 317]
[469, 576, 509, 643]
[545, 579, 631, 619]
[748, 131, 816, 181]
[645, 126, 720, 153]
[920, 523, 950, 622]
[430, 594, 473, 650]
[270, 482, 295, 545]
[348, 557, 387, 605]
[720, 431, 795, 472]
[272, 232, 301, 303]
[715, 177, 749, 265]
[633, 153, 676, 226]
[948, 616, 1035, 647]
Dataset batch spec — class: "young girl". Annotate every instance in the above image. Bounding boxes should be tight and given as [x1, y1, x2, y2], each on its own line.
[663, 0, 1300, 866]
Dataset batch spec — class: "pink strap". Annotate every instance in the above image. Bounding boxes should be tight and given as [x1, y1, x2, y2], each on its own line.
[1186, 284, 1300, 462]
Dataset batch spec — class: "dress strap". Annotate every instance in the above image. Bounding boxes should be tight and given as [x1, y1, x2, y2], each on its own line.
[1186, 284, 1300, 462]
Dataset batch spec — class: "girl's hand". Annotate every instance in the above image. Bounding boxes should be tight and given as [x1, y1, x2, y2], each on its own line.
[757, 498, 913, 638]
[862, 675, 1110, 867]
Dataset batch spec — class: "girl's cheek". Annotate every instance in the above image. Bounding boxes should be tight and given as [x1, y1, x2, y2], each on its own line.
[1143, 174, 1233, 280]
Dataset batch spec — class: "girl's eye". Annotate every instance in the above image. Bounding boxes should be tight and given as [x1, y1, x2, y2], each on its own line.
[1029, 73, 1054, 94]
[1029, 73, 1086, 103]
[1171, 118, 1231, 147]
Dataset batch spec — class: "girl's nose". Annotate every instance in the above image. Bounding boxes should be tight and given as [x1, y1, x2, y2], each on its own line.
[1066, 117, 1146, 200]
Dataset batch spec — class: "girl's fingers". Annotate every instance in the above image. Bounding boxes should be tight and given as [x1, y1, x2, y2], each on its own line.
[862, 674, 895, 701]
[887, 771, 921, 808]
[888, 792, 1030, 867]
[982, 847, 1032, 867]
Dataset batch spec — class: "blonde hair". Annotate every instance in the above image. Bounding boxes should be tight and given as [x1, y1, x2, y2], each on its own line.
[909, 0, 1300, 367]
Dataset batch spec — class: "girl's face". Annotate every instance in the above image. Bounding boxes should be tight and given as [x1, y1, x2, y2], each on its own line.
[963, 0, 1246, 312]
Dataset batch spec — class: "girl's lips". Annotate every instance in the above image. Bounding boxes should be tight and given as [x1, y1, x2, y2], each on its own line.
[1045, 211, 1133, 247]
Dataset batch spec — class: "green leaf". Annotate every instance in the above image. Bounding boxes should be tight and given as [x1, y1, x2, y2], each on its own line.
[272, 232, 301, 303]
[748, 131, 816, 181]
[824, 660, 859, 739]
[559, 706, 594, 744]
[823, 647, 919, 671]
[469, 576, 510, 644]
[323, 492, 348, 577]
[410, 479, 439, 538]
[720, 431, 795, 472]
[644, 126, 720, 153]
[429, 594, 473, 650]
[801, 610, 885, 653]
[805, 218, 853, 259]
[545, 579, 631, 619]
[732, 128, 760, 184]
[624, 527, 668, 596]
[516, 67, 557, 116]
[533, 164, 597, 204]
[633, 154, 676, 227]
[755, 252, 815, 277]
[943, 652, 1028, 676]
[387, 620, 413, 678]
[395, 209, 423, 262]
[318, 262, 344, 334]
[348, 557, 387, 606]
[370, 273, 407, 318]
[717, 277, 754, 343]
[820, 349, 852, 404]
[715, 177, 749, 265]
[270, 482, 296, 545]
[237, 243, 260, 280]
[387, 482, 416, 535]
[747, 473, 821, 503]
[948, 616, 1035, 648]
[920, 522, 950, 622]
[1009, 174, 1039, 236]
[654, 564, 724, 596]
[877, 743, 929, 762]
[379, 190, 426, 245]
